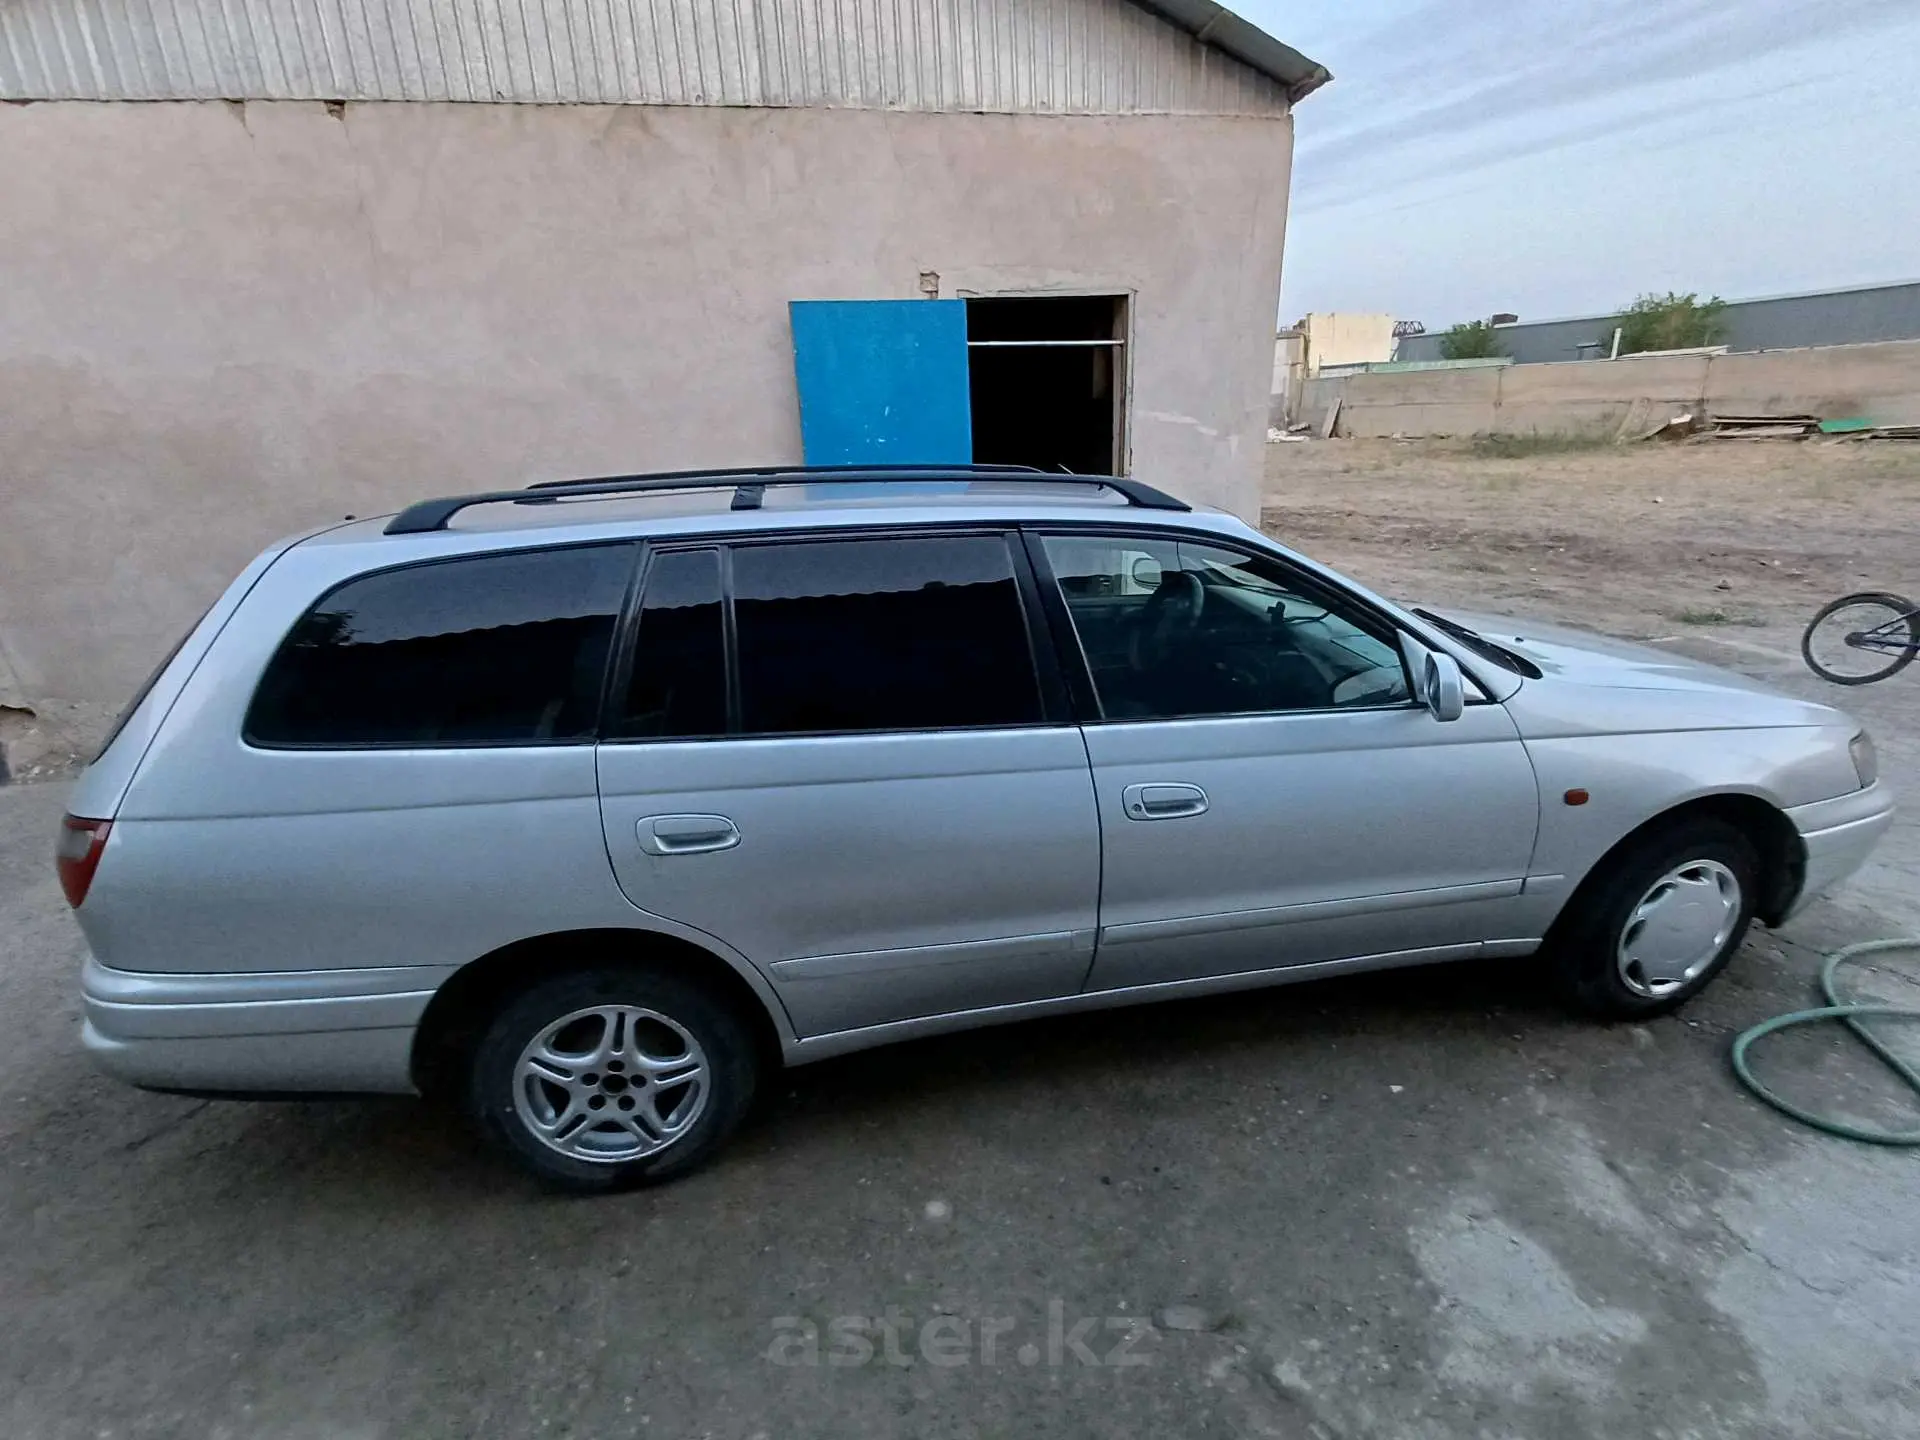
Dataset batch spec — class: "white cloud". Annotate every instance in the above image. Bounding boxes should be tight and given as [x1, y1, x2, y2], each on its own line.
[1238, 0, 1920, 322]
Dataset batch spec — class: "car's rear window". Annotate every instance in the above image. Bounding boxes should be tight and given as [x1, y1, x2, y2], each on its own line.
[246, 544, 634, 747]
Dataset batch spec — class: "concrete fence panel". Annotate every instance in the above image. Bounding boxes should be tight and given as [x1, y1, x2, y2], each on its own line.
[1294, 374, 1345, 432]
[1332, 366, 1501, 438]
[1705, 341, 1920, 425]
[1301, 338, 1920, 438]
[1496, 353, 1710, 437]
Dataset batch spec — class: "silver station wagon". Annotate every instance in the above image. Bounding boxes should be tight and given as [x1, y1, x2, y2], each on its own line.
[63, 468, 1892, 1189]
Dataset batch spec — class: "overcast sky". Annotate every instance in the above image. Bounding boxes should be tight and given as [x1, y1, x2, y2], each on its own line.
[1239, 0, 1920, 331]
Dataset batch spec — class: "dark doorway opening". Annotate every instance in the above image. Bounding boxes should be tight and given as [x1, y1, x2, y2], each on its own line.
[966, 296, 1127, 475]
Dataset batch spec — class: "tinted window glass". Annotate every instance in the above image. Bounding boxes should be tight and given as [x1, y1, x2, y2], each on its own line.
[247, 545, 632, 746]
[733, 536, 1042, 735]
[617, 549, 727, 739]
[1042, 535, 1410, 720]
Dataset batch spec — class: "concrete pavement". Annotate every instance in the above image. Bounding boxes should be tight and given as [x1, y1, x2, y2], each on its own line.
[2, 658, 1917, 1437]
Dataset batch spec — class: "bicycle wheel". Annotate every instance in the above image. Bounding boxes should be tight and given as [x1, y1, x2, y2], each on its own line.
[1801, 592, 1920, 685]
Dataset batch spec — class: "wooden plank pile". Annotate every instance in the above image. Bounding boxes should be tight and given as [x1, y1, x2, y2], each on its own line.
[1700, 413, 1920, 441]
[1704, 413, 1821, 439]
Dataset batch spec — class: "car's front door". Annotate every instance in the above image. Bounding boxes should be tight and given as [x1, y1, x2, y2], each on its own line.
[1031, 530, 1541, 991]
[595, 531, 1101, 1037]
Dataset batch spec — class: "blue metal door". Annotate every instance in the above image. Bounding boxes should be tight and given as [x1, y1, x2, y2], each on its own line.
[789, 300, 972, 465]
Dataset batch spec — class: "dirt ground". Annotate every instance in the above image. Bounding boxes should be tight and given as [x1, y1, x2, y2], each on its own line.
[1262, 435, 1920, 645]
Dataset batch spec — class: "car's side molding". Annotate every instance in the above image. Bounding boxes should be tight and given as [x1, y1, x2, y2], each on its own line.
[782, 939, 1531, 1065]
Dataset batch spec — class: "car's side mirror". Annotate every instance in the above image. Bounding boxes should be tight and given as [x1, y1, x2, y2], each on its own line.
[1129, 555, 1163, 591]
[1400, 634, 1466, 722]
[1424, 651, 1466, 721]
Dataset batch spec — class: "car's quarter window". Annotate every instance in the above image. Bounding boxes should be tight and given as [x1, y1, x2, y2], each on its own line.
[616, 548, 728, 739]
[732, 535, 1043, 735]
[245, 544, 633, 747]
[1039, 533, 1412, 720]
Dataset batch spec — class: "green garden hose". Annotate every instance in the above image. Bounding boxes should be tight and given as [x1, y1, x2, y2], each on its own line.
[1730, 938, 1920, 1144]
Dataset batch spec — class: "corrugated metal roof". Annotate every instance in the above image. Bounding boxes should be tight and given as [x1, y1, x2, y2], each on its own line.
[1132, 0, 1327, 101]
[0, 0, 1323, 111]
[1394, 279, 1920, 365]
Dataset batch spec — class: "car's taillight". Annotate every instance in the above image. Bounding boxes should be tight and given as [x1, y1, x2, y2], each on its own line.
[56, 815, 112, 909]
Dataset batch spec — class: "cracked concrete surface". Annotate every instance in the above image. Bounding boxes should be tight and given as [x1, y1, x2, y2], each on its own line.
[4, 785, 1916, 1437]
[1413, 1202, 1651, 1402]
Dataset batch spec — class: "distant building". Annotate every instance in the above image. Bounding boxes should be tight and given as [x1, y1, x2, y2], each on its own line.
[1270, 314, 1399, 423]
[1294, 313, 1400, 374]
[1397, 279, 1920, 365]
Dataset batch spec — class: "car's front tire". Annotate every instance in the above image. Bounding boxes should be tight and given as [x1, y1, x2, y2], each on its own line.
[1551, 817, 1760, 1019]
[469, 965, 758, 1192]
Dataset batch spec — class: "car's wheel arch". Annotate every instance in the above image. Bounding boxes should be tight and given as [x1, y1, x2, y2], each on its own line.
[1547, 791, 1804, 942]
[411, 926, 793, 1100]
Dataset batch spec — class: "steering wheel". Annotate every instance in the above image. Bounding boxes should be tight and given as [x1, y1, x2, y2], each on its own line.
[1130, 570, 1205, 671]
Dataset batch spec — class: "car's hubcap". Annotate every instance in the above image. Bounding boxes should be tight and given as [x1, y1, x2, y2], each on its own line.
[512, 1005, 709, 1163]
[1616, 860, 1742, 998]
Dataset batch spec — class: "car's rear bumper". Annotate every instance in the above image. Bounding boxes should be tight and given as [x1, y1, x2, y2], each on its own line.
[80, 956, 444, 1095]
[1782, 783, 1896, 920]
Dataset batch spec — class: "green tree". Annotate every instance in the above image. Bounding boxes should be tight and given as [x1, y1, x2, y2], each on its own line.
[1612, 292, 1727, 355]
[1438, 320, 1503, 360]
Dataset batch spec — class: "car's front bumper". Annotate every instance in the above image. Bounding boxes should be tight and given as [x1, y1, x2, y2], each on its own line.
[1782, 783, 1896, 920]
[80, 956, 444, 1095]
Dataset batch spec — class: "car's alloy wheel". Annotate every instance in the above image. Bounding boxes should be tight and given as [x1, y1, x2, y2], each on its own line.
[471, 966, 756, 1191]
[512, 1005, 711, 1163]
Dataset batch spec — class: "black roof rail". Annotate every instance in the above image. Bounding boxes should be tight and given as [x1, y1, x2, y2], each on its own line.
[520, 462, 1047, 492]
[383, 465, 1190, 535]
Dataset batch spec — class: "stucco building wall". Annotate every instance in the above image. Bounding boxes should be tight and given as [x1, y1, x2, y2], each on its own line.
[0, 99, 1293, 707]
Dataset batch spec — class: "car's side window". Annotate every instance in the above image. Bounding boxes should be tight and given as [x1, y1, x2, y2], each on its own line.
[732, 535, 1043, 736]
[246, 543, 634, 747]
[1040, 534, 1412, 720]
[616, 548, 728, 739]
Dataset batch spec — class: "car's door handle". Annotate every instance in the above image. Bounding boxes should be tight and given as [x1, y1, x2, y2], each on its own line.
[1121, 783, 1210, 821]
[638, 814, 741, 855]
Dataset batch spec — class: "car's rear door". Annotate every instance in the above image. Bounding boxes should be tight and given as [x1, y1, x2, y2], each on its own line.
[1028, 528, 1541, 991]
[595, 530, 1101, 1038]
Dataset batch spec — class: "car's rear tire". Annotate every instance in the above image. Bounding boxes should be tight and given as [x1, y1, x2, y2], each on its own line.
[1550, 817, 1760, 1019]
[469, 965, 758, 1192]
